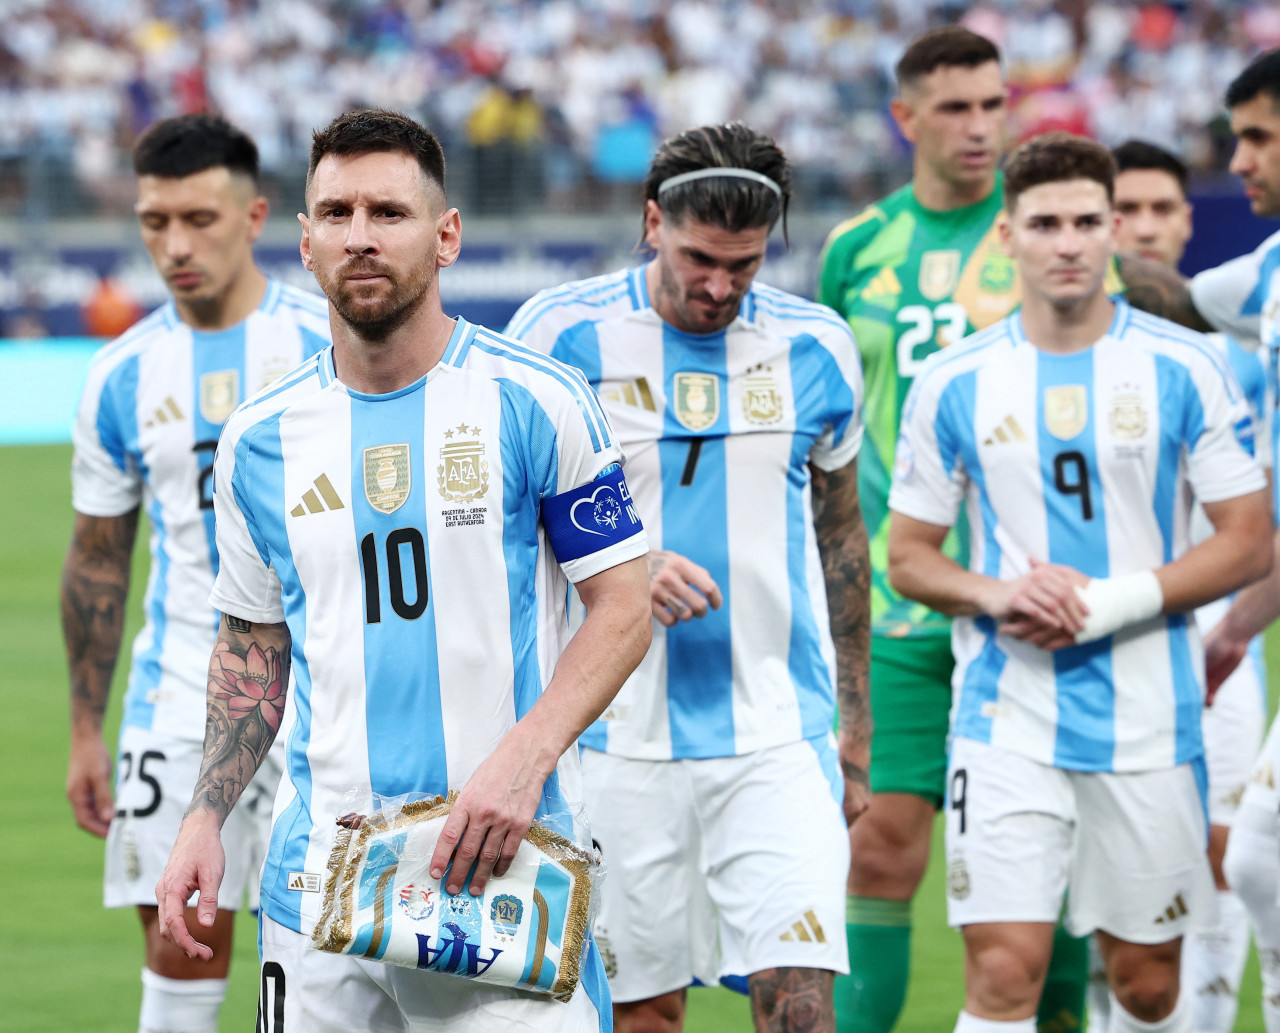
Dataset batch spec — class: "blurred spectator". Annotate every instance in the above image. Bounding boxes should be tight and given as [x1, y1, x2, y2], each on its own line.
[82, 275, 142, 338]
[0, 0, 1271, 217]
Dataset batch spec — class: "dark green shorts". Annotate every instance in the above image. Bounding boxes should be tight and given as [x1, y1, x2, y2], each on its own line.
[867, 634, 955, 806]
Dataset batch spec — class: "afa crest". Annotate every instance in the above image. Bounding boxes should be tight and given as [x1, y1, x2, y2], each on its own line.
[1108, 392, 1148, 441]
[199, 370, 240, 424]
[742, 366, 784, 426]
[919, 249, 961, 302]
[364, 444, 411, 514]
[490, 894, 524, 941]
[1044, 385, 1088, 441]
[673, 372, 719, 432]
[437, 425, 489, 504]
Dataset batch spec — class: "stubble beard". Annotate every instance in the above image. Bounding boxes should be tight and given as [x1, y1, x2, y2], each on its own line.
[317, 259, 435, 342]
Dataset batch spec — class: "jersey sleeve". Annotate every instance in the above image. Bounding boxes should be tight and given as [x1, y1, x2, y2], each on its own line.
[70, 351, 143, 517]
[1188, 232, 1280, 346]
[528, 375, 648, 583]
[887, 370, 968, 527]
[208, 424, 285, 624]
[1226, 336, 1271, 468]
[816, 207, 881, 313]
[807, 319, 866, 472]
[1183, 352, 1269, 505]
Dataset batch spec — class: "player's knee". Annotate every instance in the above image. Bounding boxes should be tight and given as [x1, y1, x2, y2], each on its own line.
[1109, 960, 1179, 1022]
[848, 821, 929, 896]
[614, 993, 684, 1033]
[965, 940, 1047, 1014]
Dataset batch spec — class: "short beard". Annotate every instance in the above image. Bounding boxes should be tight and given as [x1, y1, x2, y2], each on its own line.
[317, 261, 434, 342]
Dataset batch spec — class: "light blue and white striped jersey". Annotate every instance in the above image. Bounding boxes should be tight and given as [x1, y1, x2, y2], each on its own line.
[71, 280, 331, 742]
[508, 266, 864, 760]
[890, 301, 1265, 773]
[1191, 335, 1269, 710]
[208, 318, 647, 934]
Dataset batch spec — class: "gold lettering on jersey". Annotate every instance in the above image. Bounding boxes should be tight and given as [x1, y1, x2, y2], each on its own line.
[1108, 392, 1148, 440]
[364, 444, 411, 514]
[919, 249, 961, 302]
[673, 372, 719, 431]
[199, 370, 240, 424]
[437, 428, 489, 503]
[1044, 385, 1088, 440]
[742, 366, 784, 425]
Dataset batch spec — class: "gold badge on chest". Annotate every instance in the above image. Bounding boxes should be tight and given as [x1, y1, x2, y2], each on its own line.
[742, 365, 784, 426]
[919, 249, 961, 302]
[1044, 385, 1089, 441]
[437, 425, 489, 503]
[673, 372, 719, 432]
[199, 370, 240, 424]
[364, 444, 412, 514]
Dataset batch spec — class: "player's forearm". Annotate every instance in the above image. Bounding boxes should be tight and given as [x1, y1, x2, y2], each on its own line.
[1116, 253, 1214, 333]
[512, 557, 651, 773]
[887, 527, 995, 618]
[811, 464, 871, 764]
[186, 614, 291, 828]
[1155, 493, 1273, 614]
[61, 510, 138, 735]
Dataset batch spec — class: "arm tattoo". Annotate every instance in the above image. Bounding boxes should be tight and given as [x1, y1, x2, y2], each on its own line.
[61, 510, 139, 733]
[811, 462, 871, 765]
[1116, 253, 1214, 332]
[186, 619, 291, 823]
[749, 967, 834, 1033]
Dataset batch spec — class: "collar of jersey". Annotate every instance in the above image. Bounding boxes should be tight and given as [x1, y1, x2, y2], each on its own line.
[1011, 298, 1130, 353]
[164, 277, 282, 335]
[325, 316, 468, 400]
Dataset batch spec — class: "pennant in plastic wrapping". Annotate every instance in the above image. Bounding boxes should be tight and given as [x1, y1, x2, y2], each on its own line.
[311, 794, 596, 1002]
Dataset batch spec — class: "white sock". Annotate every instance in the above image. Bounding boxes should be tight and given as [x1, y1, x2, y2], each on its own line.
[1107, 994, 1190, 1033]
[953, 1011, 1036, 1033]
[1180, 889, 1250, 1033]
[1224, 822, 1280, 1032]
[138, 968, 226, 1033]
[1087, 936, 1111, 1033]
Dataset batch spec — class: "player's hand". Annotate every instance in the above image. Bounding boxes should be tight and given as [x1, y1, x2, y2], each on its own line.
[837, 727, 870, 826]
[1204, 621, 1250, 705]
[429, 725, 550, 897]
[67, 732, 115, 837]
[989, 560, 1089, 644]
[647, 549, 723, 627]
[155, 813, 225, 961]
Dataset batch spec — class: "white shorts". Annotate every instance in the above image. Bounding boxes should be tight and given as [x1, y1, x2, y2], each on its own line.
[1202, 646, 1266, 826]
[257, 913, 609, 1032]
[945, 738, 1215, 943]
[1235, 711, 1280, 838]
[104, 724, 281, 910]
[581, 735, 850, 1003]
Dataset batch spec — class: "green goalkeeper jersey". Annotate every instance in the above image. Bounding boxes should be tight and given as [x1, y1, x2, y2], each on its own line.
[817, 178, 1017, 640]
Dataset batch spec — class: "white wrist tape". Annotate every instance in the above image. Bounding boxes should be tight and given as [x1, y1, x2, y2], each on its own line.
[1073, 571, 1163, 644]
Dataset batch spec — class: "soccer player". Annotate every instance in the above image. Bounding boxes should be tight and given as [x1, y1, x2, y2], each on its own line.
[62, 114, 331, 1033]
[890, 132, 1272, 1033]
[155, 109, 652, 1033]
[508, 122, 867, 1033]
[817, 28, 1093, 1033]
[1107, 138, 1269, 1033]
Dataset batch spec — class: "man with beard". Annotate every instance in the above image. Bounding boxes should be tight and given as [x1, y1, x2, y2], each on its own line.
[155, 108, 653, 1032]
[63, 113, 330, 1033]
[509, 122, 867, 1033]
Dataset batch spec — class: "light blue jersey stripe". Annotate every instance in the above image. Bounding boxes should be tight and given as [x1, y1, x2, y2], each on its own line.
[191, 325, 247, 580]
[1035, 348, 1114, 769]
[238, 416, 315, 932]
[662, 324, 733, 756]
[349, 382, 447, 798]
[549, 321, 603, 387]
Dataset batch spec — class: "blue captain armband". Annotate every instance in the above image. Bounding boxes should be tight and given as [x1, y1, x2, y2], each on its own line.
[541, 464, 644, 563]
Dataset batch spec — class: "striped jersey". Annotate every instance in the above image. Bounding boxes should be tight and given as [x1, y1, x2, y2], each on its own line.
[889, 301, 1265, 772]
[507, 265, 864, 761]
[208, 318, 647, 933]
[71, 280, 331, 742]
[1190, 335, 1269, 706]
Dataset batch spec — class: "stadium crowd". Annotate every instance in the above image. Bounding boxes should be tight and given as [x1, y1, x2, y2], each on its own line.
[1, 0, 1274, 216]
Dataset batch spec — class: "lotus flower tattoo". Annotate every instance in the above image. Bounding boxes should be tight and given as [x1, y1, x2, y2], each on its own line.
[209, 641, 285, 733]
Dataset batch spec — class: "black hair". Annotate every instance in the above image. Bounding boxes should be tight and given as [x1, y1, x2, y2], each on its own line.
[1004, 132, 1116, 209]
[1111, 139, 1188, 194]
[133, 113, 260, 185]
[642, 122, 791, 246]
[1226, 49, 1280, 110]
[896, 27, 1001, 90]
[308, 109, 446, 199]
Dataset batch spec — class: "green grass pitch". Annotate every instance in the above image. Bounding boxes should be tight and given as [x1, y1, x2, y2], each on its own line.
[0, 441, 1269, 1031]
